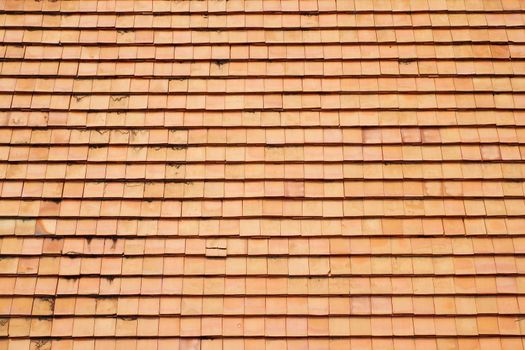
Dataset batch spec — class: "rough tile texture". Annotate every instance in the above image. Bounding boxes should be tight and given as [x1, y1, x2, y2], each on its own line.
[0, 0, 525, 349]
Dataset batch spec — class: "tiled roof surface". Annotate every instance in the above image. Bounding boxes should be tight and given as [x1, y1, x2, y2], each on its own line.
[1, 0, 525, 349]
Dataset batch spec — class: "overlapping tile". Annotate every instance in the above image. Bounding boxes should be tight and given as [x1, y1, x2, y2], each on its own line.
[0, 0, 525, 349]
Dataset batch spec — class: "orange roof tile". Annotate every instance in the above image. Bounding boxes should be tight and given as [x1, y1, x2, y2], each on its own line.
[1, 0, 525, 349]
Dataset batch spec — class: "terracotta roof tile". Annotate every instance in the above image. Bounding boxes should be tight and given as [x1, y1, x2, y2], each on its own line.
[1, 0, 524, 348]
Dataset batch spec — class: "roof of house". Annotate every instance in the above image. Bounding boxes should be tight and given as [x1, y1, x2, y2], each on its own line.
[1, 0, 525, 349]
